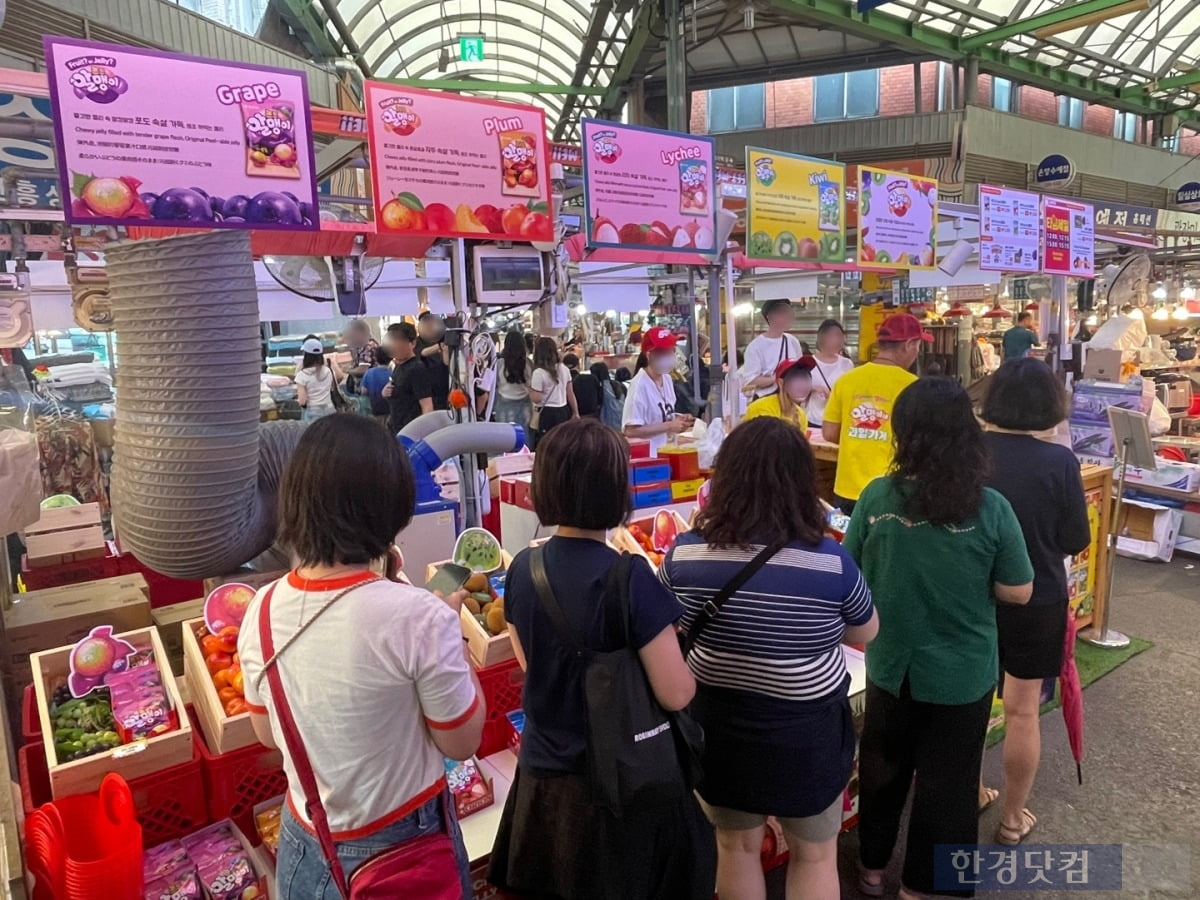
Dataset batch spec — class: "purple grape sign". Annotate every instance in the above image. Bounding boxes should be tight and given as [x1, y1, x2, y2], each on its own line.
[43, 36, 319, 231]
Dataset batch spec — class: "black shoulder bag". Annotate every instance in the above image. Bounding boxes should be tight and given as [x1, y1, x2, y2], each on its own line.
[530, 547, 703, 814]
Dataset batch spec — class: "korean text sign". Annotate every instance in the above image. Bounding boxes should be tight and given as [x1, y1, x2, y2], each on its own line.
[582, 119, 717, 254]
[978, 184, 1041, 273]
[44, 37, 319, 231]
[1042, 197, 1095, 278]
[858, 166, 937, 270]
[745, 147, 844, 263]
[364, 82, 552, 242]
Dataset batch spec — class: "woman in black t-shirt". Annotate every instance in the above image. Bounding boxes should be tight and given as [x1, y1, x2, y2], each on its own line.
[980, 359, 1091, 846]
[489, 419, 715, 900]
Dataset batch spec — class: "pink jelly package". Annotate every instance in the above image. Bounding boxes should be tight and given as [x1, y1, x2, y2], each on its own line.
[106, 665, 175, 741]
[182, 822, 259, 900]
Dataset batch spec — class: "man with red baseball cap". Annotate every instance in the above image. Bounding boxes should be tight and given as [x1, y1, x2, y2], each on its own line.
[623, 326, 694, 456]
[821, 314, 930, 513]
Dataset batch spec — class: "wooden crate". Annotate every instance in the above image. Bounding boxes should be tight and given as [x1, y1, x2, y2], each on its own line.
[182, 617, 257, 756]
[24, 503, 106, 568]
[31, 626, 193, 799]
[427, 551, 515, 668]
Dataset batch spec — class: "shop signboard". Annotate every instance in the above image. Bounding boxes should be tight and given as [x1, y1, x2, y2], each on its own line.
[364, 82, 553, 242]
[1175, 181, 1200, 211]
[43, 37, 319, 231]
[1156, 207, 1200, 235]
[1034, 154, 1074, 190]
[582, 119, 717, 254]
[1041, 196, 1094, 278]
[857, 165, 937, 270]
[744, 147, 844, 264]
[978, 184, 1041, 273]
[0, 92, 61, 210]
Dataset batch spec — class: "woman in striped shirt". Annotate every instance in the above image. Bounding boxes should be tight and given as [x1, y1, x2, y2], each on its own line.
[661, 417, 878, 900]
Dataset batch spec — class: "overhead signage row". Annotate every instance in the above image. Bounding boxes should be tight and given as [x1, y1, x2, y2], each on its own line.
[1041, 196, 1094, 278]
[978, 184, 1040, 273]
[744, 146, 844, 264]
[857, 165, 938, 271]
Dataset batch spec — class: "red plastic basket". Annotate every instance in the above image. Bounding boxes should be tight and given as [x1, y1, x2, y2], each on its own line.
[476, 658, 525, 756]
[21, 684, 41, 745]
[19, 738, 207, 849]
[194, 722, 287, 840]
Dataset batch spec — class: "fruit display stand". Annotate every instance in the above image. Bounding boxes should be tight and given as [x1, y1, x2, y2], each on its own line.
[181, 618, 256, 755]
[426, 552, 515, 668]
[1071, 464, 1114, 630]
[30, 626, 193, 799]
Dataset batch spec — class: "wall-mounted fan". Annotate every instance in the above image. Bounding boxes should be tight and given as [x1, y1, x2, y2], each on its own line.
[262, 254, 386, 315]
[1103, 253, 1152, 309]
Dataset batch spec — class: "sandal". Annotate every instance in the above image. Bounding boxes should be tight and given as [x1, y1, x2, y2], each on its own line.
[996, 808, 1038, 845]
[978, 785, 999, 814]
[857, 865, 885, 897]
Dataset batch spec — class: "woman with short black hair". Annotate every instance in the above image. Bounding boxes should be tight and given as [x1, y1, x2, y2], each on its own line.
[846, 379, 1034, 900]
[663, 418, 876, 900]
[979, 359, 1091, 846]
[237, 415, 484, 899]
[490, 418, 716, 900]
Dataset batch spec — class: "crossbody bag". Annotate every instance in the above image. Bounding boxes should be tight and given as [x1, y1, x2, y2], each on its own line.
[680, 540, 787, 657]
[256, 581, 462, 900]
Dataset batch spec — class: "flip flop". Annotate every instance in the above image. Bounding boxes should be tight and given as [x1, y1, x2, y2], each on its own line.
[857, 865, 885, 897]
[996, 808, 1038, 845]
[979, 785, 999, 814]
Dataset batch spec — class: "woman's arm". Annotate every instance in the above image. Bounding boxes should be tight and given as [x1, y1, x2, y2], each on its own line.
[296, 384, 308, 407]
[328, 358, 344, 382]
[1057, 465, 1093, 557]
[248, 711, 278, 750]
[994, 581, 1033, 605]
[566, 379, 579, 417]
[843, 609, 879, 645]
[637, 625, 695, 711]
[624, 419, 687, 439]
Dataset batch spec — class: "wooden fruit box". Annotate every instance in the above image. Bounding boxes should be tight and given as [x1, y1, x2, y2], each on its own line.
[427, 551, 515, 668]
[24, 503, 106, 568]
[182, 617, 257, 756]
[31, 625, 193, 799]
[610, 509, 690, 569]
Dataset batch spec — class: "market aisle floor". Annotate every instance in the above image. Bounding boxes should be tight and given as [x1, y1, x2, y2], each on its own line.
[767, 555, 1200, 899]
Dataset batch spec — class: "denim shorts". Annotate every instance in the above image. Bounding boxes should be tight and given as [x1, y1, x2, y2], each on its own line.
[301, 404, 336, 424]
[276, 794, 472, 899]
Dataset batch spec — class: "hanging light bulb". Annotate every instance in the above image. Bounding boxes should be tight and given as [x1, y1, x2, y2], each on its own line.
[733, 302, 754, 316]
[1152, 283, 1168, 301]
[1182, 284, 1197, 302]
[1152, 306, 1170, 320]
[1173, 304, 1191, 321]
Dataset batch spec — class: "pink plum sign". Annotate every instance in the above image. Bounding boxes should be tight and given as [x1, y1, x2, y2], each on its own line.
[43, 36, 318, 231]
[582, 119, 717, 254]
[364, 82, 553, 242]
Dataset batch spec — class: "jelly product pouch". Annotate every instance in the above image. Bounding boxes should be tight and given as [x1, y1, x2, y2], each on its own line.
[243, 101, 301, 179]
[679, 159, 709, 216]
[499, 130, 540, 197]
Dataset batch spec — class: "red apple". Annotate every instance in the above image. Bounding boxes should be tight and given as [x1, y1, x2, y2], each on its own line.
[474, 204, 504, 233]
[424, 202, 455, 233]
[520, 211, 552, 241]
[501, 204, 528, 234]
[381, 198, 425, 231]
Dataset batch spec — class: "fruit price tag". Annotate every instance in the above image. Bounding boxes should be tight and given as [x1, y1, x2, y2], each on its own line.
[111, 739, 148, 759]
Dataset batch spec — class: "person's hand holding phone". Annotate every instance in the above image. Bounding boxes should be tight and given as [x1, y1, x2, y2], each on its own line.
[432, 588, 469, 615]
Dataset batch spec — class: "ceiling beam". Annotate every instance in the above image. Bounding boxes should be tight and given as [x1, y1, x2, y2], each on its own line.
[598, 0, 660, 118]
[960, 0, 1147, 51]
[1122, 68, 1200, 98]
[276, 0, 341, 59]
[376, 77, 606, 96]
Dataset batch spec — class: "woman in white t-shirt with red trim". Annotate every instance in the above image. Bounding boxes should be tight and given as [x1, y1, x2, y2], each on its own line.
[238, 415, 485, 899]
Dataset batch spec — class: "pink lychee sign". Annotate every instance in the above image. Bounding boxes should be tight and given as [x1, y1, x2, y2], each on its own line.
[582, 119, 717, 255]
[43, 36, 318, 231]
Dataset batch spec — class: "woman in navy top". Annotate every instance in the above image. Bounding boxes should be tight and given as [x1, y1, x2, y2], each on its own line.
[662, 417, 878, 900]
[489, 418, 715, 900]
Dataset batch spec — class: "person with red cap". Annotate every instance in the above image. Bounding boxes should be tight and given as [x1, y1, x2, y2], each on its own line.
[743, 357, 816, 431]
[821, 314, 931, 514]
[623, 326, 694, 456]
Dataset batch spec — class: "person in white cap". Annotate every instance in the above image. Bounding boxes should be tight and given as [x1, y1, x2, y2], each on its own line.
[295, 336, 344, 423]
[623, 326, 694, 457]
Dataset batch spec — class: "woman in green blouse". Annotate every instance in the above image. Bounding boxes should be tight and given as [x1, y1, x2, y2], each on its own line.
[844, 379, 1034, 900]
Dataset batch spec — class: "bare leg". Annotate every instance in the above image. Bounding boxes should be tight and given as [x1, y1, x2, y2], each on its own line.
[783, 833, 839, 900]
[714, 825, 767, 900]
[1000, 673, 1044, 830]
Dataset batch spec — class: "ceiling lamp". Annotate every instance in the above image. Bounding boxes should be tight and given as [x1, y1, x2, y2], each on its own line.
[1173, 304, 1191, 321]
[1152, 282, 1168, 301]
[1182, 284, 1197, 301]
[943, 301, 971, 317]
[1032, 0, 1150, 40]
[982, 302, 1012, 319]
[1151, 306, 1170, 320]
[1024, 301, 1040, 311]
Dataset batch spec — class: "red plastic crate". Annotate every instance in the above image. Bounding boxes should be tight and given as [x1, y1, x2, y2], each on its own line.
[20, 685, 40, 745]
[476, 658, 524, 757]
[116, 553, 204, 609]
[19, 738, 208, 848]
[192, 710, 287, 840]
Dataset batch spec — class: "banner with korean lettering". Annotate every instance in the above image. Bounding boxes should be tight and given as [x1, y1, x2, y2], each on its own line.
[978, 184, 1041, 272]
[1041, 196, 1094, 278]
[745, 147, 844, 263]
[858, 166, 937, 269]
[43, 37, 319, 230]
[582, 119, 717, 254]
[364, 82, 552, 242]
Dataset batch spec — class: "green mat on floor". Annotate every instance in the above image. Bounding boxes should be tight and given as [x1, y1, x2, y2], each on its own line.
[985, 636, 1153, 747]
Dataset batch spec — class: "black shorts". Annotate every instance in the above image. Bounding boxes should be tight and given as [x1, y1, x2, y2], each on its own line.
[996, 599, 1069, 681]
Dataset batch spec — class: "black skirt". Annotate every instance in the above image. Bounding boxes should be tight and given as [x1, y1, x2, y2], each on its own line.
[692, 682, 856, 819]
[488, 767, 716, 900]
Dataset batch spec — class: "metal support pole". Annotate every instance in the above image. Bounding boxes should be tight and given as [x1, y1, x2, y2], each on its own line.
[913, 62, 923, 114]
[1080, 439, 1131, 649]
[723, 254, 741, 427]
[707, 267, 723, 418]
[687, 268, 702, 412]
[1051, 274, 1069, 375]
[664, 0, 687, 133]
[449, 239, 481, 529]
[964, 57, 979, 105]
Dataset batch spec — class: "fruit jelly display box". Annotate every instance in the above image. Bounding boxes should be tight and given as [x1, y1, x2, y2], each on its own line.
[632, 482, 673, 509]
[658, 446, 701, 481]
[629, 459, 672, 485]
[670, 478, 705, 501]
[627, 438, 652, 460]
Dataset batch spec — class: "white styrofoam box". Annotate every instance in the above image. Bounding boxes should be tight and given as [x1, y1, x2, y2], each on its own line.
[1115, 499, 1183, 563]
[1123, 461, 1200, 494]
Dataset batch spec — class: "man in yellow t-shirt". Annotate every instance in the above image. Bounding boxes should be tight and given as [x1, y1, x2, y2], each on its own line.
[822, 314, 929, 513]
[744, 357, 814, 432]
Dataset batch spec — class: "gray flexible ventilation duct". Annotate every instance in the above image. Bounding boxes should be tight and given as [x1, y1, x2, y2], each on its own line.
[400, 410, 458, 443]
[107, 230, 304, 579]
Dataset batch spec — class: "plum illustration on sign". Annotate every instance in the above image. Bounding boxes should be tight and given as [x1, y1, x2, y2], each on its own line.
[978, 184, 1041, 273]
[365, 82, 552, 242]
[1042, 196, 1095, 278]
[204, 582, 255, 635]
[68, 625, 137, 698]
[745, 146, 844, 263]
[43, 37, 319, 231]
[857, 166, 937, 270]
[582, 119, 717, 253]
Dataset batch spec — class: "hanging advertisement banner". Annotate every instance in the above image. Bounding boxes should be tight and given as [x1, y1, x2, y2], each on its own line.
[978, 184, 1041, 273]
[582, 119, 717, 254]
[744, 147, 844, 264]
[1041, 196, 1095, 278]
[364, 82, 552, 242]
[857, 165, 937, 270]
[43, 37, 319, 231]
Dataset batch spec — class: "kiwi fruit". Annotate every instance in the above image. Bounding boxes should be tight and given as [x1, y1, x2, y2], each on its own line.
[463, 595, 482, 615]
[465, 572, 489, 593]
[485, 605, 507, 636]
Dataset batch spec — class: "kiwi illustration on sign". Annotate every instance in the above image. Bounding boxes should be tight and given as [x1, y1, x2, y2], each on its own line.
[773, 231, 798, 258]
